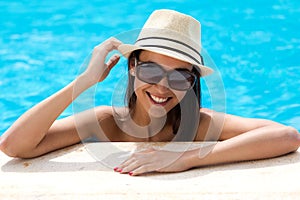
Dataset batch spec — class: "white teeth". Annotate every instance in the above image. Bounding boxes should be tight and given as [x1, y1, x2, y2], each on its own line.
[150, 94, 168, 103]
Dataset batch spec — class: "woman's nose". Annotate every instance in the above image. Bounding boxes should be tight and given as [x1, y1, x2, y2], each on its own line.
[155, 77, 170, 92]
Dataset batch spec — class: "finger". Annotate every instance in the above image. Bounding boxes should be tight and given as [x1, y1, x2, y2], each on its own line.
[129, 164, 154, 176]
[95, 37, 122, 48]
[120, 160, 141, 174]
[116, 150, 151, 172]
[106, 54, 120, 70]
[114, 154, 136, 172]
[102, 37, 122, 53]
[106, 37, 122, 46]
[93, 38, 122, 62]
[116, 158, 134, 171]
[117, 156, 144, 171]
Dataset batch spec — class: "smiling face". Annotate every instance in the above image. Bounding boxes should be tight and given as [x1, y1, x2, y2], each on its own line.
[130, 51, 194, 119]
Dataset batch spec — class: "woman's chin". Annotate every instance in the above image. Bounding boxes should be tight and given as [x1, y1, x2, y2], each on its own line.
[148, 105, 167, 118]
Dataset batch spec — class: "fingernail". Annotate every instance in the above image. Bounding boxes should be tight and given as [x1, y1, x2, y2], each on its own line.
[117, 168, 123, 172]
[129, 172, 133, 176]
[113, 167, 118, 171]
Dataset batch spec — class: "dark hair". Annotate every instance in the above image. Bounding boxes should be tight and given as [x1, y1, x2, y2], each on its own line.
[126, 50, 201, 141]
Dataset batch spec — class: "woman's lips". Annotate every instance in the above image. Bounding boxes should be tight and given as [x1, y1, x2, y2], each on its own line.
[146, 92, 171, 106]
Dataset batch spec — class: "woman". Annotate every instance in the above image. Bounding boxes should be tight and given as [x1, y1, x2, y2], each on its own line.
[1, 9, 299, 176]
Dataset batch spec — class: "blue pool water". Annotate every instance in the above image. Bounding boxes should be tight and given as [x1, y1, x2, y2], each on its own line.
[1, 0, 300, 135]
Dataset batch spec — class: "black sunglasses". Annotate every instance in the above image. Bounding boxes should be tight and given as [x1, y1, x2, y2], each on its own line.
[135, 61, 197, 91]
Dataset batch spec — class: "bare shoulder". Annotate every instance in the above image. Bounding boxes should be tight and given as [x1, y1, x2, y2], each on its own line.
[94, 105, 114, 119]
[195, 108, 225, 141]
[92, 106, 129, 141]
[94, 106, 130, 121]
[196, 108, 277, 141]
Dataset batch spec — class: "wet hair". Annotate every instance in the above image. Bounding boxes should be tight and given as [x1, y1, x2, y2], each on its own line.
[126, 50, 201, 141]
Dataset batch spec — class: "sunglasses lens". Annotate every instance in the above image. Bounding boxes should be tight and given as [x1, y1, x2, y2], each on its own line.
[136, 63, 163, 84]
[169, 71, 195, 90]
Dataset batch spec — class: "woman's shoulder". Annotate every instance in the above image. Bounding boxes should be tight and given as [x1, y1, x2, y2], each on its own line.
[94, 106, 130, 121]
[196, 108, 227, 141]
[200, 108, 227, 119]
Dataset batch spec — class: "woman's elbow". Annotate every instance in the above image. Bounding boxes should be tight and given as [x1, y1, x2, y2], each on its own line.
[0, 136, 18, 158]
[0, 136, 35, 158]
[280, 126, 300, 152]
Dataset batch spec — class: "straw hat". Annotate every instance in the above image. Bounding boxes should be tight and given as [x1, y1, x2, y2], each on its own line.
[118, 9, 214, 76]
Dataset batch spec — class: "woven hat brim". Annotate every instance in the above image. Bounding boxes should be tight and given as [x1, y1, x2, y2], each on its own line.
[118, 44, 214, 77]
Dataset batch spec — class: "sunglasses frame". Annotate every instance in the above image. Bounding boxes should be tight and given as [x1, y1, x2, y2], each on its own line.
[134, 58, 197, 91]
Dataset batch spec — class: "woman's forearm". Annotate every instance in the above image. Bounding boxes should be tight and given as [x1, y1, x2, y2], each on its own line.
[0, 75, 92, 156]
[186, 125, 300, 168]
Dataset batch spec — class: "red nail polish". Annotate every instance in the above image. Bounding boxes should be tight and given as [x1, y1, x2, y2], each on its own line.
[113, 167, 118, 171]
[129, 172, 133, 176]
[117, 168, 123, 172]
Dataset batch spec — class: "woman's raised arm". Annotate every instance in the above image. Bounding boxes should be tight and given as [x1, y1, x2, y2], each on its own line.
[0, 38, 122, 158]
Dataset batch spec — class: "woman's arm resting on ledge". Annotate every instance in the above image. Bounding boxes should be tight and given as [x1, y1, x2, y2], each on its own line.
[186, 124, 300, 168]
[189, 110, 300, 166]
[115, 113, 300, 176]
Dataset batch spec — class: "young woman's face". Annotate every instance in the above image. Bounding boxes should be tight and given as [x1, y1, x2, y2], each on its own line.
[132, 51, 194, 117]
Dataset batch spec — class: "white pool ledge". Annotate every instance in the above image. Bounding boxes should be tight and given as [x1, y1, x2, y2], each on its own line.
[1, 142, 300, 199]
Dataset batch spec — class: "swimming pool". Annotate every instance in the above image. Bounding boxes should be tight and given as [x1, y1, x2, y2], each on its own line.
[1, 0, 299, 135]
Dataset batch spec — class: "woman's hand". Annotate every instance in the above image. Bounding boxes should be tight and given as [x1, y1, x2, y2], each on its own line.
[80, 37, 122, 86]
[114, 148, 193, 176]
